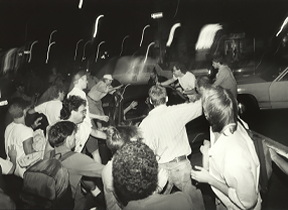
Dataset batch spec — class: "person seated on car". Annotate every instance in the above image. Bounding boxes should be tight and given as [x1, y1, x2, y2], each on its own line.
[191, 86, 261, 210]
[158, 62, 196, 102]
[212, 54, 237, 99]
[112, 141, 193, 210]
[87, 74, 123, 130]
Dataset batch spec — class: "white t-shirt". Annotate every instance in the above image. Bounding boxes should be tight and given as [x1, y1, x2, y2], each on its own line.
[4, 122, 33, 178]
[0, 158, 13, 174]
[67, 87, 92, 153]
[34, 100, 62, 125]
[174, 71, 196, 91]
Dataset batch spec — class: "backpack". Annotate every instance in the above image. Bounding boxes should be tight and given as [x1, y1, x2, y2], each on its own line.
[20, 151, 75, 209]
[238, 119, 273, 194]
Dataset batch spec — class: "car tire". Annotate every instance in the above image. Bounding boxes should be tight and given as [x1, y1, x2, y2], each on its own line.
[237, 94, 259, 119]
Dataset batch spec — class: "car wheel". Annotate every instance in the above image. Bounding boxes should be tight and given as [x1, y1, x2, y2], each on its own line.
[237, 95, 259, 119]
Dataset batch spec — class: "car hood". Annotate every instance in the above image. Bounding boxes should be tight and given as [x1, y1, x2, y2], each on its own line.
[236, 74, 266, 85]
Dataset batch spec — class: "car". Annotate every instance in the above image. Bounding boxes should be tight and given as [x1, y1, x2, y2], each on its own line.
[236, 65, 288, 116]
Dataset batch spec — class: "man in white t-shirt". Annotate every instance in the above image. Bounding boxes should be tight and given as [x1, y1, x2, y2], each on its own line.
[0, 145, 17, 175]
[159, 62, 197, 102]
[28, 85, 65, 125]
[5, 101, 39, 178]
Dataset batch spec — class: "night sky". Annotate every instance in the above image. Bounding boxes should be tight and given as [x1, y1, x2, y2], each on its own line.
[0, 0, 288, 71]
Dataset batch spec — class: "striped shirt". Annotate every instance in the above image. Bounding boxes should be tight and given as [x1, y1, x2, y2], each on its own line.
[139, 100, 202, 163]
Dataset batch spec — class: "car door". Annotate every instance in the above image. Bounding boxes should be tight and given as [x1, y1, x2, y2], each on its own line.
[269, 68, 288, 109]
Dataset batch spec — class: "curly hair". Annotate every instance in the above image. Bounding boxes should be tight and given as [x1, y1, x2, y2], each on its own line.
[106, 125, 143, 154]
[202, 86, 238, 133]
[60, 95, 86, 120]
[112, 141, 158, 206]
[48, 121, 77, 147]
[148, 85, 167, 106]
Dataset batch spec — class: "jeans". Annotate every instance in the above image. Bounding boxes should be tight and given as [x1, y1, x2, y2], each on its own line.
[159, 159, 205, 210]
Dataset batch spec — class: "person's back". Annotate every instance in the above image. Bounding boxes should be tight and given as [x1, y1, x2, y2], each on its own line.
[139, 86, 202, 163]
[21, 152, 74, 210]
[34, 100, 62, 125]
[5, 122, 33, 177]
[140, 101, 201, 162]
[124, 192, 192, 210]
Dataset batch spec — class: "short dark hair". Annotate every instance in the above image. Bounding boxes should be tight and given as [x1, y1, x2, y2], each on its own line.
[112, 141, 158, 206]
[212, 53, 225, 64]
[8, 98, 31, 119]
[202, 86, 238, 133]
[149, 85, 167, 106]
[60, 95, 86, 120]
[106, 125, 142, 154]
[196, 75, 212, 95]
[173, 62, 187, 74]
[48, 121, 77, 147]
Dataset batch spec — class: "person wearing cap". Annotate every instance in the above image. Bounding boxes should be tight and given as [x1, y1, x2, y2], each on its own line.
[87, 74, 123, 129]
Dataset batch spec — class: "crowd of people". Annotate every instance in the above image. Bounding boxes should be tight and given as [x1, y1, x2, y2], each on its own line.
[0, 55, 281, 210]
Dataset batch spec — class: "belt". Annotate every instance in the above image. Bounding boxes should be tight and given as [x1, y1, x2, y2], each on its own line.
[168, 155, 187, 163]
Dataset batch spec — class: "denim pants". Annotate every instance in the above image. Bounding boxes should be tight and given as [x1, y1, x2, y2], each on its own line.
[159, 159, 205, 210]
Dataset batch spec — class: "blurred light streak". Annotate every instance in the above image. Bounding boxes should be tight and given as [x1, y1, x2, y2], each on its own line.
[49, 30, 57, 44]
[144, 42, 155, 63]
[166, 23, 181, 47]
[151, 12, 163, 19]
[195, 24, 222, 50]
[276, 16, 288, 37]
[46, 42, 55, 63]
[78, 0, 83, 9]
[82, 40, 91, 61]
[140, 25, 150, 47]
[74, 39, 83, 60]
[95, 41, 105, 62]
[28, 40, 38, 63]
[120, 35, 129, 56]
[93, 15, 104, 38]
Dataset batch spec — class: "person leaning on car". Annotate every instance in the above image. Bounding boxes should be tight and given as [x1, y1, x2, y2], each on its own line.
[212, 54, 237, 99]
